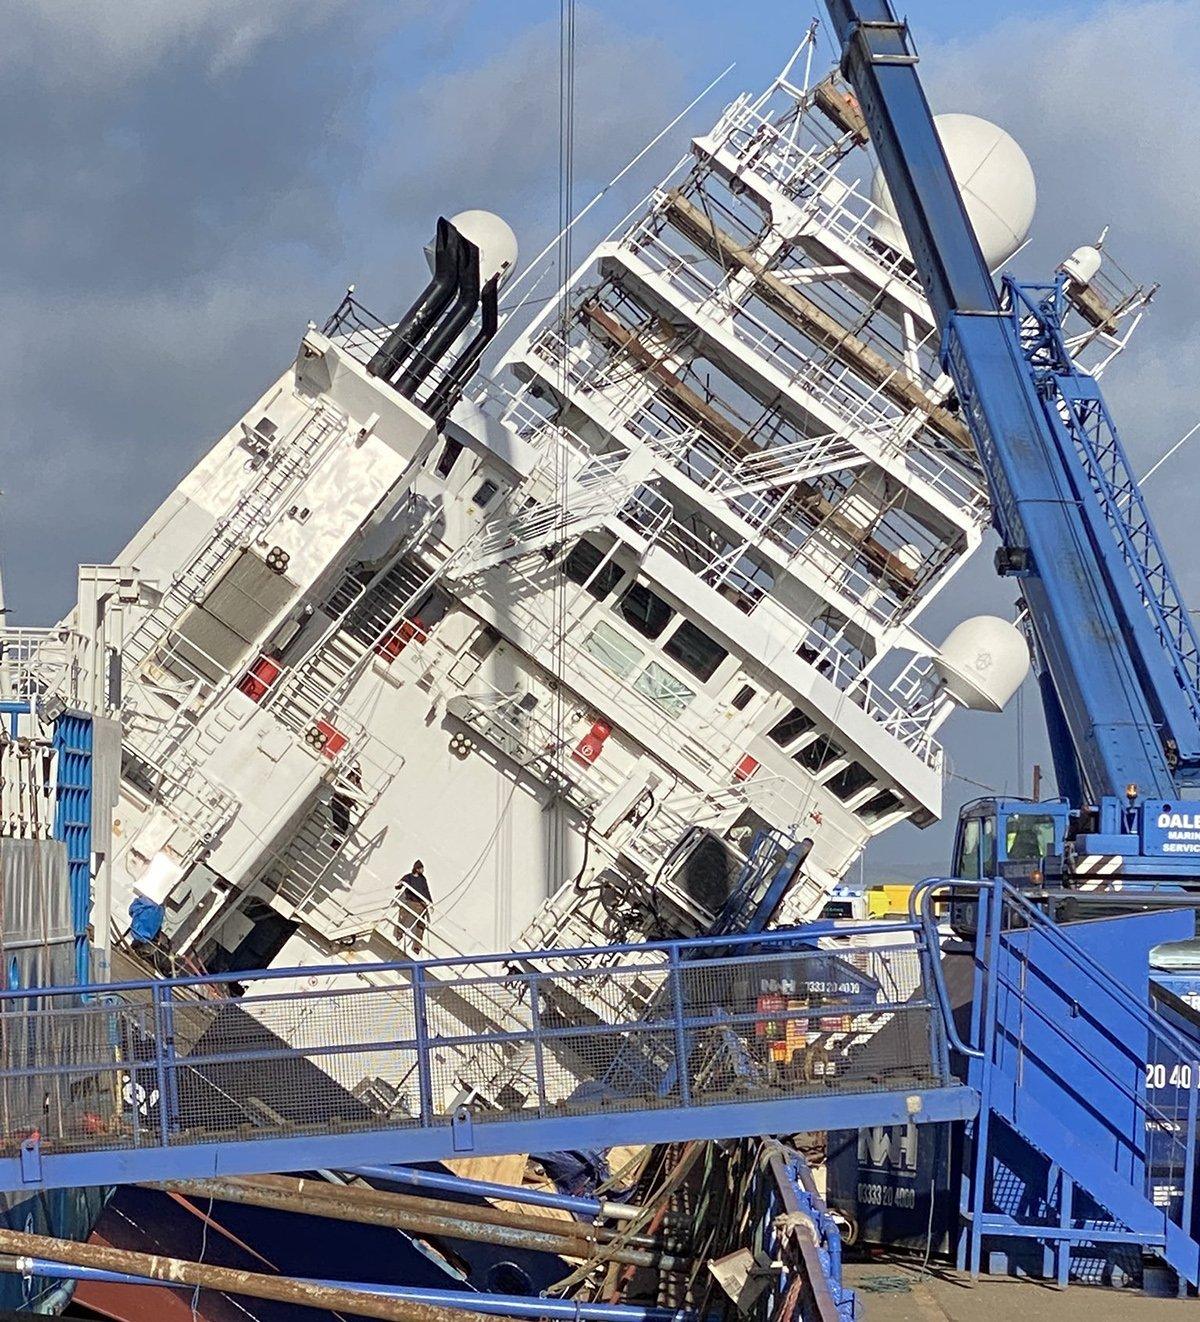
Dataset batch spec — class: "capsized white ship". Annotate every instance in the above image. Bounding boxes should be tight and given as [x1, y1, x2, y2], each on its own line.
[42, 34, 1152, 1112]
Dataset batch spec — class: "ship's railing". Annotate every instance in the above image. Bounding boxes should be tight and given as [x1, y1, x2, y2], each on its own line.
[614, 502, 943, 767]
[705, 94, 927, 300]
[524, 330, 914, 626]
[0, 923, 946, 1157]
[523, 326, 980, 623]
[622, 222, 914, 434]
[601, 218, 982, 518]
[622, 221, 981, 514]
[0, 628, 81, 709]
[628, 202, 942, 398]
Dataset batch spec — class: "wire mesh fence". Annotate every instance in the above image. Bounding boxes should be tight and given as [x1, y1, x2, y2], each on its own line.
[0, 928, 945, 1157]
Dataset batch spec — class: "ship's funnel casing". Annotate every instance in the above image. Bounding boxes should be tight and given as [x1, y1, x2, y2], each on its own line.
[393, 226, 482, 399]
[871, 113, 1036, 269]
[934, 615, 1030, 713]
[368, 216, 457, 382]
[370, 210, 516, 406]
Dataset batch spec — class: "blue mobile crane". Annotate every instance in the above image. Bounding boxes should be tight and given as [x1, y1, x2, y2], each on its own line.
[824, 0, 1200, 903]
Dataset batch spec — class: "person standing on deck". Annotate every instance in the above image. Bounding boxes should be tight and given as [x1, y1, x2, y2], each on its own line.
[395, 860, 431, 953]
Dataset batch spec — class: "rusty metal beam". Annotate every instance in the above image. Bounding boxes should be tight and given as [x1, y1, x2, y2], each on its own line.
[0, 1228, 492, 1322]
[152, 1174, 684, 1272]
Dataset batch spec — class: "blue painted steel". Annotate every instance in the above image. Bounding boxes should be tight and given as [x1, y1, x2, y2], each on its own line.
[0, 1089, 978, 1196]
[51, 712, 94, 984]
[825, 0, 1200, 842]
[1007, 280, 1200, 773]
[7, 1259, 693, 1320]
[346, 1163, 629, 1219]
[767, 1143, 857, 1321]
[914, 878, 1200, 1284]
[714, 828, 807, 934]
[0, 922, 970, 1193]
[1142, 800, 1200, 858]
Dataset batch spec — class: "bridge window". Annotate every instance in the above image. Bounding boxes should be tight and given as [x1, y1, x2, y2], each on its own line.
[826, 761, 875, 800]
[583, 621, 643, 679]
[859, 788, 902, 823]
[635, 661, 695, 717]
[618, 582, 674, 640]
[663, 620, 728, 681]
[767, 707, 814, 747]
[795, 734, 844, 773]
[563, 537, 624, 600]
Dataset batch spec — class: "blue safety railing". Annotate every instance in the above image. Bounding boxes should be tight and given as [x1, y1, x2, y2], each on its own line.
[759, 1140, 857, 1321]
[0, 922, 973, 1193]
[911, 877, 1200, 1286]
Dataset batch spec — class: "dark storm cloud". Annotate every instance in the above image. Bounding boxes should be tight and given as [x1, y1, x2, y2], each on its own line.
[1, 3, 682, 620]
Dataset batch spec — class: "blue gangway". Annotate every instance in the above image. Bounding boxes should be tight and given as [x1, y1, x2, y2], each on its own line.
[0, 922, 974, 1194]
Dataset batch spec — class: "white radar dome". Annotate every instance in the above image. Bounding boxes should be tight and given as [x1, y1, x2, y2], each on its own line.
[1061, 243, 1103, 285]
[933, 615, 1030, 713]
[871, 113, 1036, 270]
[450, 209, 519, 288]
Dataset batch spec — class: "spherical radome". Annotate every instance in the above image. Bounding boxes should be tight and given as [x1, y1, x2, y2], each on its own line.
[870, 114, 1036, 269]
[934, 615, 1030, 713]
[450, 209, 520, 288]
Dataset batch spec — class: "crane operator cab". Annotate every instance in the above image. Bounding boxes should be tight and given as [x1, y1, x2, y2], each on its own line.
[947, 797, 1069, 933]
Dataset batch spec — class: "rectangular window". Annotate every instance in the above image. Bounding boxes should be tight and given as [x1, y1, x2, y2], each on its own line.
[563, 538, 624, 600]
[582, 621, 644, 679]
[618, 581, 674, 640]
[435, 437, 464, 478]
[634, 661, 696, 718]
[795, 734, 843, 773]
[767, 707, 814, 747]
[826, 761, 875, 801]
[663, 620, 728, 682]
[472, 479, 500, 507]
[731, 684, 755, 711]
[859, 789, 902, 823]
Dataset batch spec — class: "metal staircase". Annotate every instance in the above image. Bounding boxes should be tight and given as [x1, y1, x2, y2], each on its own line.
[460, 478, 645, 576]
[124, 402, 344, 672]
[917, 877, 1200, 1289]
[708, 430, 871, 499]
[270, 554, 441, 735]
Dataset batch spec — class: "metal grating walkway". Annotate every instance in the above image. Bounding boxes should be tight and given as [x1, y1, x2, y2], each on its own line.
[0, 925, 975, 1193]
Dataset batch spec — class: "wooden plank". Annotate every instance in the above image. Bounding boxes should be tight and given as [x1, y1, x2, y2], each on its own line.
[579, 300, 918, 592]
[663, 189, 974, 455]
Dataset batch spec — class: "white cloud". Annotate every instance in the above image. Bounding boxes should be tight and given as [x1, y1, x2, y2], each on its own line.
[4, 0, 416, 84]
[922, 0, 1200, 585]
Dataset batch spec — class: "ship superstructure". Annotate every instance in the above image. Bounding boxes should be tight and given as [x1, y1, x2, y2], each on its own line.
[34, 35, 1147, 1117]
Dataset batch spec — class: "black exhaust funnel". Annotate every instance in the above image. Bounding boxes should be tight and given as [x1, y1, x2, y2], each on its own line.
[391, 228, 481, 400]
[421, 273, 500, 425]
[367, 216, 457, 381]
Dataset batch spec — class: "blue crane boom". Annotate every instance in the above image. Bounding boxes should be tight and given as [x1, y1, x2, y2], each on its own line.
[824, 0, 1200, 885]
